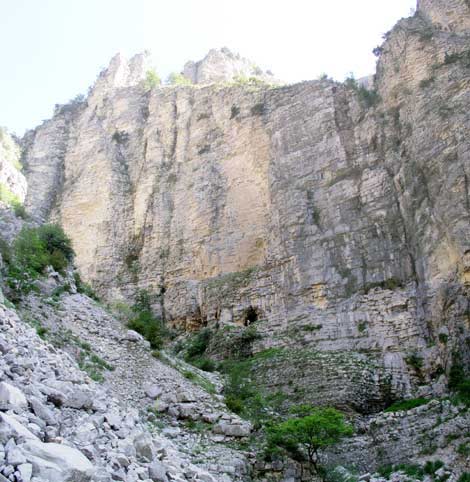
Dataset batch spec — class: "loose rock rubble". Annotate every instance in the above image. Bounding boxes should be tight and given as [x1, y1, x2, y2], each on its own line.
[0, 299, 251, 482]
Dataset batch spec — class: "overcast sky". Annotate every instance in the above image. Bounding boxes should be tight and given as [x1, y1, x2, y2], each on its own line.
[1, 0, 416, 135]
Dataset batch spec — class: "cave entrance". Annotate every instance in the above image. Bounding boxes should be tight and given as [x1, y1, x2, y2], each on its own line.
[243, 306, 259, 326]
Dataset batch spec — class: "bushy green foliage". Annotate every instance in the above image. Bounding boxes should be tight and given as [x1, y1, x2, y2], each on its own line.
[393, 463, 424, 479]
[221, 356, 286, 426]
[458, 474, 470, 482]
[384, 398, 429, 412]
[377, 461, 444, 480]
[344, 75, 380, 109]
[192, 357, 217, 372]
[357, 85, 380, 108]
[0, 127, 22, 171]
[182, 328, 220, 372]
[127, 289, 165, 349]
[2, 224, 74, 299]
[438, 333, 449, 344]
[78, 345, 114, 383]
[448, 352, 470, 405]
[185, 328, 212, 359]
[423, 460, 444, 475]
[377, 465, 393, 478]
[233, 75, 266, 86]
[73, 272, 99, 301]
[0, 183, 26, 218]
[458, 442, 470, 457]
[406, 352, 424, 371]
[166, 72, 192, 85]
[144, 69, 161, 90]
[267, 406, 353, 478]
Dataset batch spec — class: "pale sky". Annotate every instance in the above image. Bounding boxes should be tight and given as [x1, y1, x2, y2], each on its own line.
[1, 0, 416, 135]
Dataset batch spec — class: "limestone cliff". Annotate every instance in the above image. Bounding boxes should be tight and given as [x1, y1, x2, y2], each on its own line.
[0, 128, 26, 203]
[22, 0, 470, 414]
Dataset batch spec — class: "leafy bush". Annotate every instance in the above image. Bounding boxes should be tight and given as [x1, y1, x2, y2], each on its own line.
[423, 460, 444, 475]
[144, 69, 161, 90]
[73, 272, 99, 301]
[0, 183, 26, 218]
[406, 353, 424, 371]
[1, 224, 74, 299]
[377, 465, 393, 478]
[192, 357, 217, 372]
[18, 224, 73, 271]
[267, 406, 353, 478]
[344, 75, 380, 109]
[167, 72, 192, 85]
[357, 85, 380, 108]
[185, 328, 212, 360]
[127, 289, 165, 349]
[385, 398, 429, 412]
[221, 357, 286, 426]
[458, 442, 470, 457]
[458, 474, 470, 482]
[449, 353, 470, 405]
[394, 463, 424, 479]
[456, 380, 470, 405]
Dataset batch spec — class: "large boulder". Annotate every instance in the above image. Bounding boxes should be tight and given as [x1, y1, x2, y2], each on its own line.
[148, 459, 169, 482]
[212, 420, 252, 438]
[0, 412, 39, 444]
[20, 439, 94, 482]
[0, 382, 28, 411]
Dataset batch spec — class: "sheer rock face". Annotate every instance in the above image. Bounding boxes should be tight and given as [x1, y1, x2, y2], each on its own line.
[0, 129, 26, 202]
[22, 0, 470, 411]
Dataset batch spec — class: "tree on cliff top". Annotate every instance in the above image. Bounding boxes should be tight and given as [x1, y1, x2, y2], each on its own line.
[267, 406, 353, 480]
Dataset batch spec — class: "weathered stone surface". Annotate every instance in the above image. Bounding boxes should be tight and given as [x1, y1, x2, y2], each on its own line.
[0, 381, 28, 411]
[0, 128, 26, 202]
[183, 47, 280, 85]
[0, 413, 39, 444]
[20, 439, 94, 481]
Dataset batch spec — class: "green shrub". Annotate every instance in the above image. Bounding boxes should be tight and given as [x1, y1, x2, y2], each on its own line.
[0, 183, 22, 209]
[438, 333, 449, 344]
[456, 380, 470, 405]
[14, 228, 49, 273]
[449, 352, 470, 405]
[0, 181, 27, 218]
[225, 395, 244, 414]
[357, 85, 380, 108]
[377, 465, 393, 478]
[385, 398, 429, 412]
[73, 272, 99, 300]
[458, 474, 470, 482]
[36, 224, 74, 262]
[185, 328, 212, 360]
[406, 353, 423, 371]
[144, 69, 161, 90]
[167, 72, 192, 85]
[127, 289, 165, 349]
[192, 357, 216, 372]
[267, 406, 353, 477]
[0, 237, 12, 265]
[423, 460, 444, 475]
[394, 463, 424, 479]
[458, 442, 470, 456]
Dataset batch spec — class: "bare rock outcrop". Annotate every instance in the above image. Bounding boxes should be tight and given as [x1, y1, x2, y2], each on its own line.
[183, 47, 279, 85]
[0, 129, 26, 203]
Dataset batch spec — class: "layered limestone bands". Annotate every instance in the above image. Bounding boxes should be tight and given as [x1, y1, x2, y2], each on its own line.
[23, 0, 470, 412]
